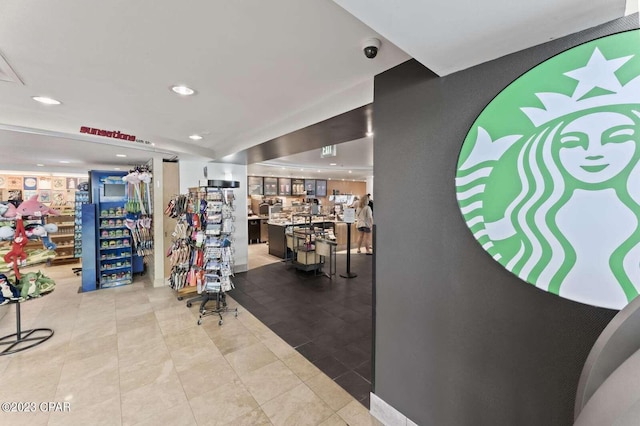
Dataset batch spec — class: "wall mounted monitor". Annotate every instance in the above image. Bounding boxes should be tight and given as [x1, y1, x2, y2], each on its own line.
[292, 179, 305, 195]
[304, 179, 316, 196]
[263, 177, 277, 196]
[315, 180, 327, 197]
[248, 176, 263, 195]
[278, 178, 291, 196]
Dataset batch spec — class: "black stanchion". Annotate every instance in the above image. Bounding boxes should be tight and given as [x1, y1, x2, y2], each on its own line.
[340, 222, 358, 279]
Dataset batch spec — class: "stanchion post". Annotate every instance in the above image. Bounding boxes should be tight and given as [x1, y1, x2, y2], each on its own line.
[340, 222, 358, 279]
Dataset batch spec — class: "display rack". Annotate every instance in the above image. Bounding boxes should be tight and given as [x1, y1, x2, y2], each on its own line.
[167, 193, 197, 298]
[98, 207, 133, 288]
[196, 181, 239, 326]
[74, 190, 89, 258]
[0, 206, 57, 355]
[82, 170, 133, 290]
[47, 207, 78, 264]
[289, 213, 327, 274]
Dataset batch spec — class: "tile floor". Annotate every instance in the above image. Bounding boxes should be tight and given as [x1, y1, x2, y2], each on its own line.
[0, 263, 381, 425]
[238, 244, 374, 408]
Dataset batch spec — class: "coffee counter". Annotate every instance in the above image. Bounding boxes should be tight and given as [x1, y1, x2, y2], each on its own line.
[267, 220, 355, 258]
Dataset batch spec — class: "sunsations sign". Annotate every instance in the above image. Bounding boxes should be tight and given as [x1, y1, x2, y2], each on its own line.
[456, 30, 640, 310]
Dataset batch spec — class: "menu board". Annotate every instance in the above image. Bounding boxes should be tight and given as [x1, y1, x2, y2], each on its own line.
[315, 180, 327, 197]
[278, 178, 291, 196]
[304, 179, 316, 196]
[248, 176, 263, 195]
[263, 177, 277, 195]
[292, 179, 305, 195]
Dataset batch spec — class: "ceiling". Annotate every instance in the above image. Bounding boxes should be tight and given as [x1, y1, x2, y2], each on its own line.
[248, 136, 373, 181]
[0, 0, 634, 176]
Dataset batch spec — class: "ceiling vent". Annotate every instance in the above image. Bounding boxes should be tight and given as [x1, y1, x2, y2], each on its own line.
[0, 51, 23, 85]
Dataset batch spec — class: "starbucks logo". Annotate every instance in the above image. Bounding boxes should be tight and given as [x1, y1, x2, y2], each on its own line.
[456, 30, 640, 310]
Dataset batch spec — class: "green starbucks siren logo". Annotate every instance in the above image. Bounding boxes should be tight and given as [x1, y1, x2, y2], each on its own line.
[456, 30, 640, 310]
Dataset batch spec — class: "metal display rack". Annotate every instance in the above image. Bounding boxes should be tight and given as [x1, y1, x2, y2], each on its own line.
[197, 183, 239, 325]
[289, 213, 329, 274]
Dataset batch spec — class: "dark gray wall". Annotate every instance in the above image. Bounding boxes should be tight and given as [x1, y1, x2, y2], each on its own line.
[373, 14, 638, 426]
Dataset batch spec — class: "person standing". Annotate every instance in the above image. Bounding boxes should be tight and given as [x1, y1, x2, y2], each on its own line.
[367, 193, 373, 213]
[356, 195, 373, 255]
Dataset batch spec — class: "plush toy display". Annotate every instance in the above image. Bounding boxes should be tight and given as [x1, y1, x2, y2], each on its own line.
[15, 195, 60, 217]
[0, 273, 20, 305]
[4, 218, 28, 279]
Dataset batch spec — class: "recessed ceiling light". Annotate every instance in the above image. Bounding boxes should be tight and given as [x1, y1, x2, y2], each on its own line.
[348, 170, 352, 173]
[300, 168, 304, 171]
[36, 163, 44, 167]
[317, 170, 321, 173]
[171, 85, 195, 96]
[116, 154, 127, 158]
[281, 167, 285, 170]
[32, 96, 61, 105]
[189, 134, 203, 141]
[329, 163, 337, 166]
[341, 179, 345, 181]
[366, 131, 374, 137]
[59, 160, 70, 164]
[114, 168, 121, 170]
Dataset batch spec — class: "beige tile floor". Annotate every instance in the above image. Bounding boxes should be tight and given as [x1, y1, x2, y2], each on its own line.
[0, 264, 382, 425]
[247, 243, 281, 270]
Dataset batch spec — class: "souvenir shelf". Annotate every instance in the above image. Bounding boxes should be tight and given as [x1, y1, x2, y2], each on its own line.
[98, 207, 133, 288]
[74, 190, 89, 258]
[47, 210, 78, 264]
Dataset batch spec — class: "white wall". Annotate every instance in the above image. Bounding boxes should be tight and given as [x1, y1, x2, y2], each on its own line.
[179, 161, 248, 273]
[366, 175, 374, 199]
[151, 155, 165, 287]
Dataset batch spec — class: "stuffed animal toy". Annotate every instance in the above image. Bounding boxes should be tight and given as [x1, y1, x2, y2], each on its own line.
[25, 223, 58, 250]
[0, 202, 17, 218]
[0, 273, 20, 304]
[4, 218, 28, 279]
[36, 271, 55, 294]
[18, 272, 41, 299]
[0, 226, 14, 241]
[15, 195, 60, 217]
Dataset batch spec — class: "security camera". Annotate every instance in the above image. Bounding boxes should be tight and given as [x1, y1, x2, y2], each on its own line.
[362, 38, 381, 59]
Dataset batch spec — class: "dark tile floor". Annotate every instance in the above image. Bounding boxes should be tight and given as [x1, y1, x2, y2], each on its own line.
[229, 252, 373, 408]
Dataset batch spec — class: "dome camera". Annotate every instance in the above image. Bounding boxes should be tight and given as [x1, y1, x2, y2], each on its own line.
[362, 38, 381, 59]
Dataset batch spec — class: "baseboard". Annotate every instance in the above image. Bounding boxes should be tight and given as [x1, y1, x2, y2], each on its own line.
[370, 393, 418, 426]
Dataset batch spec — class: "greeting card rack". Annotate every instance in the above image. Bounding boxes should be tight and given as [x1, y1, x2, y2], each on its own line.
[194, 181, 239, 326]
